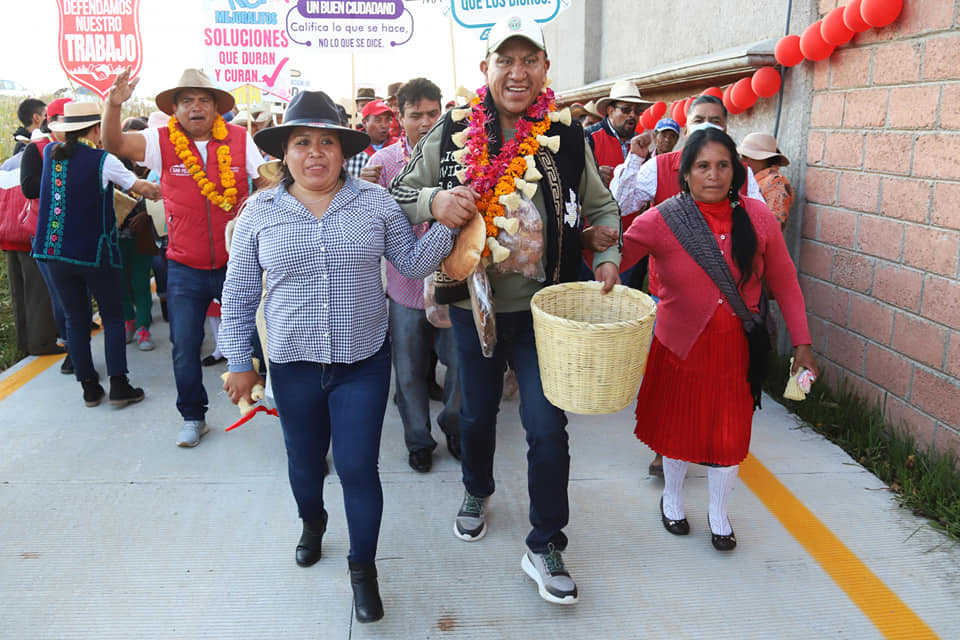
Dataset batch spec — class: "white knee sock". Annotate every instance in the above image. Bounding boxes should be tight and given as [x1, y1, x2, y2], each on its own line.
[708, 465, 739, 535]
[661, 457, 689, 520]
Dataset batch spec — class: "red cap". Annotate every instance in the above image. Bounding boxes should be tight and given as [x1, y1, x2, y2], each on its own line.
[361, 99, 392, 120]
[46, 98, 74, 121]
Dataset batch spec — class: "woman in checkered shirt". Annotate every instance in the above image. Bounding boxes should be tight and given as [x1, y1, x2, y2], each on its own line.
[220, 91, 458, 624]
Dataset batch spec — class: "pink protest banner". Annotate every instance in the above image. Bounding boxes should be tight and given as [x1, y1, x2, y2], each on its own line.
[57, 0, 143, 98]
[203, 0, 293, 102]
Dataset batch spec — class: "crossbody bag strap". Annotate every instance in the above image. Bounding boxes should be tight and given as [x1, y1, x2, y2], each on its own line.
[657, 193, 758, 331]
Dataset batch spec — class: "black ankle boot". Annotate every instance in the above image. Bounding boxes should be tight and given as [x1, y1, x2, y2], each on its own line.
[81, 379, 105, 407]
[348, 561, 384, 623]
[109, 375, 145, 407]
[295, 510, 327, 567]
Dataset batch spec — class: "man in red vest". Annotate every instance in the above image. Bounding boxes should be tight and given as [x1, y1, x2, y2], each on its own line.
[345, 99, 398, 179]
[585, 80, 653, 186]
[103, 67, 266, 448]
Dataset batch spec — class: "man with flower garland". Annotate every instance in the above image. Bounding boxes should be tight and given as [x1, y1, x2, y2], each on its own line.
[103, 67, 266, 448]
[390, 15, 621, 605]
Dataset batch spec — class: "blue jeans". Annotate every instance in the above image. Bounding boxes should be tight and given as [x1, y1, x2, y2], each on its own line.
[34, 258, 68, 345]
[166, 260, 225, 420]
[449, 305, 570, 553]
[269, 338, 391, 564]
[42, 258, 126, 381]
[388, 299, 460, 453]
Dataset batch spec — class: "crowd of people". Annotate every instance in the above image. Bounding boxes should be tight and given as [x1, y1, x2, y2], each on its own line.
[0, 13, 817, 624]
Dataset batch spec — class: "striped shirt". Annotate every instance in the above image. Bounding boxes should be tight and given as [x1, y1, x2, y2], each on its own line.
[368, 137, 429, 309]
[219, 177, 456, 371]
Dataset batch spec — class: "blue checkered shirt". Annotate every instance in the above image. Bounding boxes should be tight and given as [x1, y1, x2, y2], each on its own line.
[220, 177, 456, 370]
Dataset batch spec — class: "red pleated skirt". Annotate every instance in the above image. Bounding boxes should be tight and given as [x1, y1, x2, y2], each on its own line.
[634, 307, 754, 465]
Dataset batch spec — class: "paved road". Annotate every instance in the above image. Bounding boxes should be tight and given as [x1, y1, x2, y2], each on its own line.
[1, 322, 957, 639]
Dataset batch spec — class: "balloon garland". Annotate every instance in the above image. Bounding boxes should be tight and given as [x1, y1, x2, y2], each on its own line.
[626, 0, 904, 133]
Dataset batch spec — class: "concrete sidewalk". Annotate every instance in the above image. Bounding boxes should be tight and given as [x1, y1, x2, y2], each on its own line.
[0, 319, 957, 639]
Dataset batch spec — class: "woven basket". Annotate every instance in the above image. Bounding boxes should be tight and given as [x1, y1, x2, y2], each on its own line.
[531, 282, 657, 414]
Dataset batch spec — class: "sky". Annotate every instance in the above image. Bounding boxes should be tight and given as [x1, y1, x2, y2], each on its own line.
[0, 0, 490, 108]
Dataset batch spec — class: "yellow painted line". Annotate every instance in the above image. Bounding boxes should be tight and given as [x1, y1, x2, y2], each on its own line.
[0, 354, 64, 403]
[740, 453, 940, 640]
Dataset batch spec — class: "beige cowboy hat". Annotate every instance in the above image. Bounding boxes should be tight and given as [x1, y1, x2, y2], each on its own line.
[49, 101, 102, 132]
[155, 68, 235, 116]
[568, 102, 587, 118]
[738, 132, 790, 166]
[596, 80, 654, 113]
[583, 100, 601, 118]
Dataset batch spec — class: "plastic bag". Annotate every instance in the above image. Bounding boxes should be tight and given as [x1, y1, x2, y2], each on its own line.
[466, 263, 496, 358]
[423, 273, 451, 329]
[490, 192, 545, 282]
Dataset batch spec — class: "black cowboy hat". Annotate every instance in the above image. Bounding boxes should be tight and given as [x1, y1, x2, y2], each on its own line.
[254, 91, 370, 159]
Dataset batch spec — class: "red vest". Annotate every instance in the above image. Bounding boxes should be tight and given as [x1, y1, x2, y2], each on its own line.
[586, 125, 640, 270]
[158, 123, 249, 270]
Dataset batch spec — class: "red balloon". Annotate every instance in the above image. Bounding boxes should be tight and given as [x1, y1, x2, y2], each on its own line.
[722, 86, 743, 115]
[671, 100, 687, 127]
[650, 101, 667, 120]
[774, 35, 805, 67]
[730, 78, 758, 110]
[860, 0, 903, 28]
[821, 6, 855, 46]
[843, 0, 871, 32]
[702, 87, 723, 99]
[751, 67, 782, 98]
[800, 20, 836, 62]
[640, 108, 657, 131]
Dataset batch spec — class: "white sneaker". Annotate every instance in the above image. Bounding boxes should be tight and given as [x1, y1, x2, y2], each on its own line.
[176, 420, 209, 448]
[521, 545, 579, 604]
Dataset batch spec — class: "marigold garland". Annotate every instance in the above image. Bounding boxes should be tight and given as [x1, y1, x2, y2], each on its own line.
[168, 115, 237, 212]
[458, 86, 556, 256]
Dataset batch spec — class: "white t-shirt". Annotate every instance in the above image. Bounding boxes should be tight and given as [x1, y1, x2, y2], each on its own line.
[139, 126, 265, 179]
[102, 153, 138, 191]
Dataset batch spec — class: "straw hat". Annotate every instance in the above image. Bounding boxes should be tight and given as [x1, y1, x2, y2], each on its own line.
[583, 100, 601, 118]
[596, 80, 653, 113]
[49, 101, 102, 132]
[155, 68, 235, 116]
[253, 90, 370, 159]
[737, 132, 790, 166]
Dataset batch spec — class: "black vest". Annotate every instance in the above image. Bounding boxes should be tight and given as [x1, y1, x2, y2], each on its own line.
[434, 92, 587, 303]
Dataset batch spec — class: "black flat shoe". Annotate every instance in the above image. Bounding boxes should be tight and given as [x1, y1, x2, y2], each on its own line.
[349, 561, 384, 623]
[660, 497, 689, 535]
[295, 510, 328, 567]
[201, 354, 226, 367]
[444, 429, 461, 461]
[708, 514, 737, 551]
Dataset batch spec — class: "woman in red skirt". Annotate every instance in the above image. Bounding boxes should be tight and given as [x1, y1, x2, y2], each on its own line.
[622, 127, 817, 550]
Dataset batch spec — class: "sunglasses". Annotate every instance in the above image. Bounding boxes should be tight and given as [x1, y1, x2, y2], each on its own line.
[614, 104, 643, 116]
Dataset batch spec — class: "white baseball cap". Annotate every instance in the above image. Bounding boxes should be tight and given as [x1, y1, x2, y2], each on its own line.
[486, 15, 546, 55]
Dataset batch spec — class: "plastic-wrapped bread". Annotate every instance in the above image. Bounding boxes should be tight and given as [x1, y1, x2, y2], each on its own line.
[491, 193, 545, 282]
[423, 273, 452, 328]
[466, 263, 496, 358]
[441, 211, 485, 281]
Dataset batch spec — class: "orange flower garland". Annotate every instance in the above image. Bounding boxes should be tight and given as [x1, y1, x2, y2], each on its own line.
[168, 115, 238, 212]
[461, 88, 556, 256]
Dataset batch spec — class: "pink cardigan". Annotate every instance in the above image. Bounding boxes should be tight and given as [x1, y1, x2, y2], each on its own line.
[622, 197, 811, 360]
